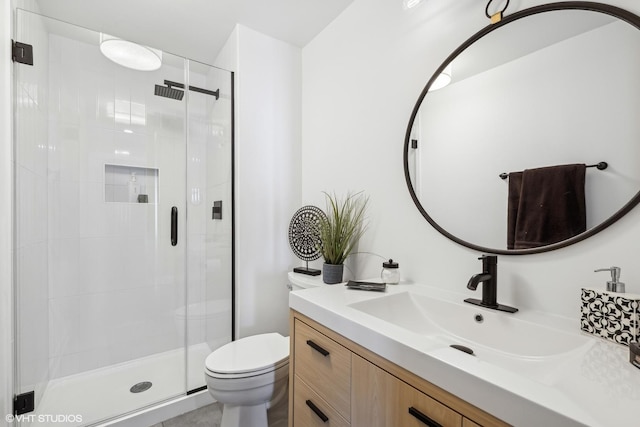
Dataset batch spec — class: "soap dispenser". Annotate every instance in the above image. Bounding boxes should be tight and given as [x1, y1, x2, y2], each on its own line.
[594, 266, 625, 293]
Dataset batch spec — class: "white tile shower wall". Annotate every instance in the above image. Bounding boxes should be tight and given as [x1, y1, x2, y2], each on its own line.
[46, 33, 189, 379]
[14, 7, 50, 405]
[301, 0, 640, 320]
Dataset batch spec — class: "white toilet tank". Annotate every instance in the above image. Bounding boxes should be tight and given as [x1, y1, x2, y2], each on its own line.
[287, 271, 323, 291]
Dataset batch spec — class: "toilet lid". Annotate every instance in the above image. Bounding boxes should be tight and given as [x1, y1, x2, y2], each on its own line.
[205, 333, 289, 375]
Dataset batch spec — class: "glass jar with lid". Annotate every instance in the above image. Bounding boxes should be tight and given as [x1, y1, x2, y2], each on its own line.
[381, 259, 400, 285]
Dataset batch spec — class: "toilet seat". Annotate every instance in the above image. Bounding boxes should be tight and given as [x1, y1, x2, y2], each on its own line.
[205, 333, 289, 379]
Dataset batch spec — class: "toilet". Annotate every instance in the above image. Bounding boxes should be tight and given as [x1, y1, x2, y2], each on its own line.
[204, 272, 322, 427]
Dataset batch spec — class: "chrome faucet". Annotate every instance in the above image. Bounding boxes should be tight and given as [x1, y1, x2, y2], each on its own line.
[464, 255, 518, 313]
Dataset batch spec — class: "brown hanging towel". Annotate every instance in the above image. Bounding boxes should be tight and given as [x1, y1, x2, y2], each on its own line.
[508, 164, 586, 249]
[507, 171, 523, 250]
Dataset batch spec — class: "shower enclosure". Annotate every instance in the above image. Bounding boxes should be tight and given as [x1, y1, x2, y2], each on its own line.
[13, 10, 233, 426]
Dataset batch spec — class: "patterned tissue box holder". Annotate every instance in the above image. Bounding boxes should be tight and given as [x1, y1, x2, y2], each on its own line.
[581, 288, 640, 346]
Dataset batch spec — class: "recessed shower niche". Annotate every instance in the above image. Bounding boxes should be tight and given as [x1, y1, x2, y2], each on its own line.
[105, 164, 159, 204]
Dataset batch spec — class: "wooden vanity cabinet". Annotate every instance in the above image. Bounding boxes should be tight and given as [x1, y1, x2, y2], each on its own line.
[289, 310, 511, 427]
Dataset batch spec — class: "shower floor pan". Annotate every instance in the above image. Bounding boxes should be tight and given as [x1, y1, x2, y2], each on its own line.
[28, 343, 212, 427]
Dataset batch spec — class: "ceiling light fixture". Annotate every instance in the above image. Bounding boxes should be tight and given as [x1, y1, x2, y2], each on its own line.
[99, 33, 162, 71]
[403, 0, 424, 10]
[429, 64, 452, 91]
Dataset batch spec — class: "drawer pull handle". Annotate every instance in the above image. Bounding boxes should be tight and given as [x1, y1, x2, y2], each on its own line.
[306, 400, 329, 422]
[306, 340, 330, 356]
[408, 406, 442, 427]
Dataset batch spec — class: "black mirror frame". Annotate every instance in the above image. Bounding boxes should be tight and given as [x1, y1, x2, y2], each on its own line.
[404, 1, 640, 255]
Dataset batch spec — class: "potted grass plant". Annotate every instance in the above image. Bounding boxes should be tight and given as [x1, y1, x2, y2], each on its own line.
[318, 191, 369, 284]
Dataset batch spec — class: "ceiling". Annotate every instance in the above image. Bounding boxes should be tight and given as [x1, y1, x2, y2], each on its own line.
[34, 0, 354, 65]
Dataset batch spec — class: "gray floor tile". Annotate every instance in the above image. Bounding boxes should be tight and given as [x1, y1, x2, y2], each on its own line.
[160, 403, 223, 427]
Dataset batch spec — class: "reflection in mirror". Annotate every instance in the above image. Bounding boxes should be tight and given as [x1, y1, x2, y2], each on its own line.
[406, 6, 640, 253]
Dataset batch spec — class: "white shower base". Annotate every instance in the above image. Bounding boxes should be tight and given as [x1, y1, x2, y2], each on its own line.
[29, 343, 213, 427]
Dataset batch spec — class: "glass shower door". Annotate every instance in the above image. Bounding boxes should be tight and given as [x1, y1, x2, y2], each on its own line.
[185, 61, 234, 391]
[14, 10, 190, 425]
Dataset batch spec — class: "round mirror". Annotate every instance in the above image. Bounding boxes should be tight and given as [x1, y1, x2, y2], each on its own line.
[404, 2, 640, 255]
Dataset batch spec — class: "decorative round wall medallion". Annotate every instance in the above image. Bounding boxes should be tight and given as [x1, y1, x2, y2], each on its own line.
[288, 205, 326, 275]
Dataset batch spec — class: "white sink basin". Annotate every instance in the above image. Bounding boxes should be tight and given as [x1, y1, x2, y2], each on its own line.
[348, 291, 592, 359]
[291, 283, 638, 427]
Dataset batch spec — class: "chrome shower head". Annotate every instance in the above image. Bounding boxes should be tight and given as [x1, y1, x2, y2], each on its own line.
[154, 83, 184, 100]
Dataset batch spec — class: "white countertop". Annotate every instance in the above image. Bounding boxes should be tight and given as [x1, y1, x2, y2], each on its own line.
[289, 279, 640, 427]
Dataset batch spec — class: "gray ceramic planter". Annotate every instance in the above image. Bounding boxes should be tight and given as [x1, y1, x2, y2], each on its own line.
[322, 263, 344, 284]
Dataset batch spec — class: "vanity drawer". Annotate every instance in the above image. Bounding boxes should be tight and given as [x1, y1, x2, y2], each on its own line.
[294, 319, 351, 420]
[352, 354, 461, 427]
[399, 380, 462, 427]
[294, 375, 350, 427]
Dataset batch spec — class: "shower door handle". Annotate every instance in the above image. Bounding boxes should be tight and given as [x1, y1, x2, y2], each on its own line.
[171, 206, 178, 246]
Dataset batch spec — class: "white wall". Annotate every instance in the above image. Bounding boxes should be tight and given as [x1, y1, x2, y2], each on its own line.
[214, 29, 238, 73]
[301, 0, 640, 320]
[225, 25, 302, 338]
